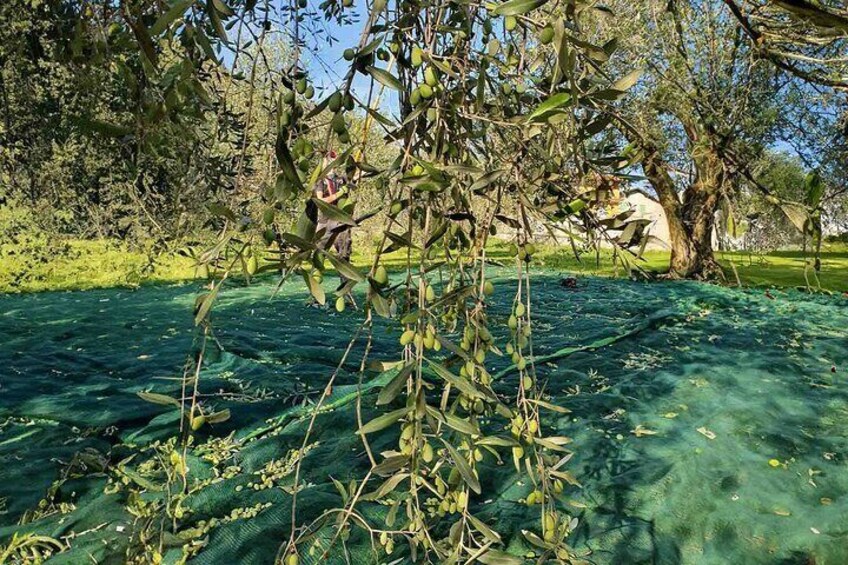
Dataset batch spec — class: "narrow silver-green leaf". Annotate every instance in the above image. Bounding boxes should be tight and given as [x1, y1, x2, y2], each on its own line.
[377, 363, 415, 405]
[205, 409, 230, 424]
[324, 251, 365, 283]
[527, 93, 572, 122]
[150, 0, 195, 36]
[467, 514, 502, 544]
[312, 198, 357, 226]
[365, 66, 403, 91]
[493, 0, 547, 16]
[359, 407, 409, 435]
[427, 360, 485, 399]
[137, 391, 181, 408]
[442, 440, 481, 494]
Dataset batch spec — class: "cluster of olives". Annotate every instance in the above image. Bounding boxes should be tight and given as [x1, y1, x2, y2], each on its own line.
[378, 531, 396, 554]
[509, 412, 538, 438]
[540, 510, 566, 543]
[279, 77, 314, 130]
[329, 94, 356, 144]
[241, 455, 295, 491]
[426, 487, 468, 517]
[408, 47, 443, 105]
[507, 241, 536, 261]
[458, 319, 495, 385]
[398, 421, 424, 456]
[399, 322, 441, 351]
[506, 300, 532, 369]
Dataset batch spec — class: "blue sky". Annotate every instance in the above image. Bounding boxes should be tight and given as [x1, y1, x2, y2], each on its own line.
[221, 0, 400, 115]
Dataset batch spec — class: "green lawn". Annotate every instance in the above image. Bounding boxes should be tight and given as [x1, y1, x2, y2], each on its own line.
[0, 239, 199, 293]
[532, 245, 847, 292]
[357, 241, 848, 293]
[715, 248, 848, 291]
[1, 237, 845, 293]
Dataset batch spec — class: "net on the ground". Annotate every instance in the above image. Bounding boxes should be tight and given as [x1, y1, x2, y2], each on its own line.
[1, 274, 846, 564]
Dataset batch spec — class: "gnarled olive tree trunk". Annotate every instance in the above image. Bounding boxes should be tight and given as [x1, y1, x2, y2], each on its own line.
[635, 138, 725, 279]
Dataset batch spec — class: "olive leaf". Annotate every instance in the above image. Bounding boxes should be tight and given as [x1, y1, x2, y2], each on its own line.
[427, 360, 486, 399]
[467, 514, 502, 544]
[526, 398, 571, 414]
[302, 270, 326, 305]
[358, 407, 409, 435]
[612, 68, 643, 92]
[150, 0, 196, 36]
[377, 363, 415, 405]
[361, 472, 409, 501]
[442, 440, 481, 494]
[469, 169, 506, 192]
[312, 198, 357, 226]
[527, 93, 572, 122]
[137, 391, 181, 408]
[805, 171, 824, 208]
[194, 283, 220, 325]
[365, 66, 403, 91]
[275, 132, 304, 193]
[372, 454, 409, 477]
[476, 549, 523, 565]
[323, 251, 365, 282]
[205, 409, 231, 424]
[492, 0, 548, 16]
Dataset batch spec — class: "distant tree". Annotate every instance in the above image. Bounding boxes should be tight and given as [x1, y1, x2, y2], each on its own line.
[590, 0, 845, 278]
[0, 0, 242, 241]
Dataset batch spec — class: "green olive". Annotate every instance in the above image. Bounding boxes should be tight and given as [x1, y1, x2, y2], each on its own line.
[374, 265, 389, 285]
[400, 329, 415, 346]
[411, 45, 423, 67]
[332, 112, 347, 134]
[328, 92, 342, 112]
[424, 67, 439, 87]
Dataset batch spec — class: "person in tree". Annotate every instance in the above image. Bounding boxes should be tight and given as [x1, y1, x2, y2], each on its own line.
[313, 150, 354, 288]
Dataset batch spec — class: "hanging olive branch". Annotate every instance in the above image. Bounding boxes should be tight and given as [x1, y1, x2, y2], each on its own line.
[63, 0, 649, 562]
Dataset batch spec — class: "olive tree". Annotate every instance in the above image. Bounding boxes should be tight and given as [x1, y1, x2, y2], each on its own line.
[589, 0, 838, 279]
[52, 0, 643, 562]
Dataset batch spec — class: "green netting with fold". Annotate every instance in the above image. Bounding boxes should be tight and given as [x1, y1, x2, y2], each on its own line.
[1, 273, 847, 564]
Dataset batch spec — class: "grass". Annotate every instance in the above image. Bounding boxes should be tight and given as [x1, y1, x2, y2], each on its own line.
[714, 248, 848, 291]
[1, 236, 846, 294]
[356, 240, 848, 292]
[530, 244, 848, 292]
[0, 239, 200, 293]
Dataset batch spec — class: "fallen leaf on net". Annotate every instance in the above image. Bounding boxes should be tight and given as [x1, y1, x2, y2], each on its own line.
[697, 427, 716, 440]
[631, 425, 658, 437]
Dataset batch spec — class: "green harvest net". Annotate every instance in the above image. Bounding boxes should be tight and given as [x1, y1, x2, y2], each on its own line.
[1, 273, 847, 564]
